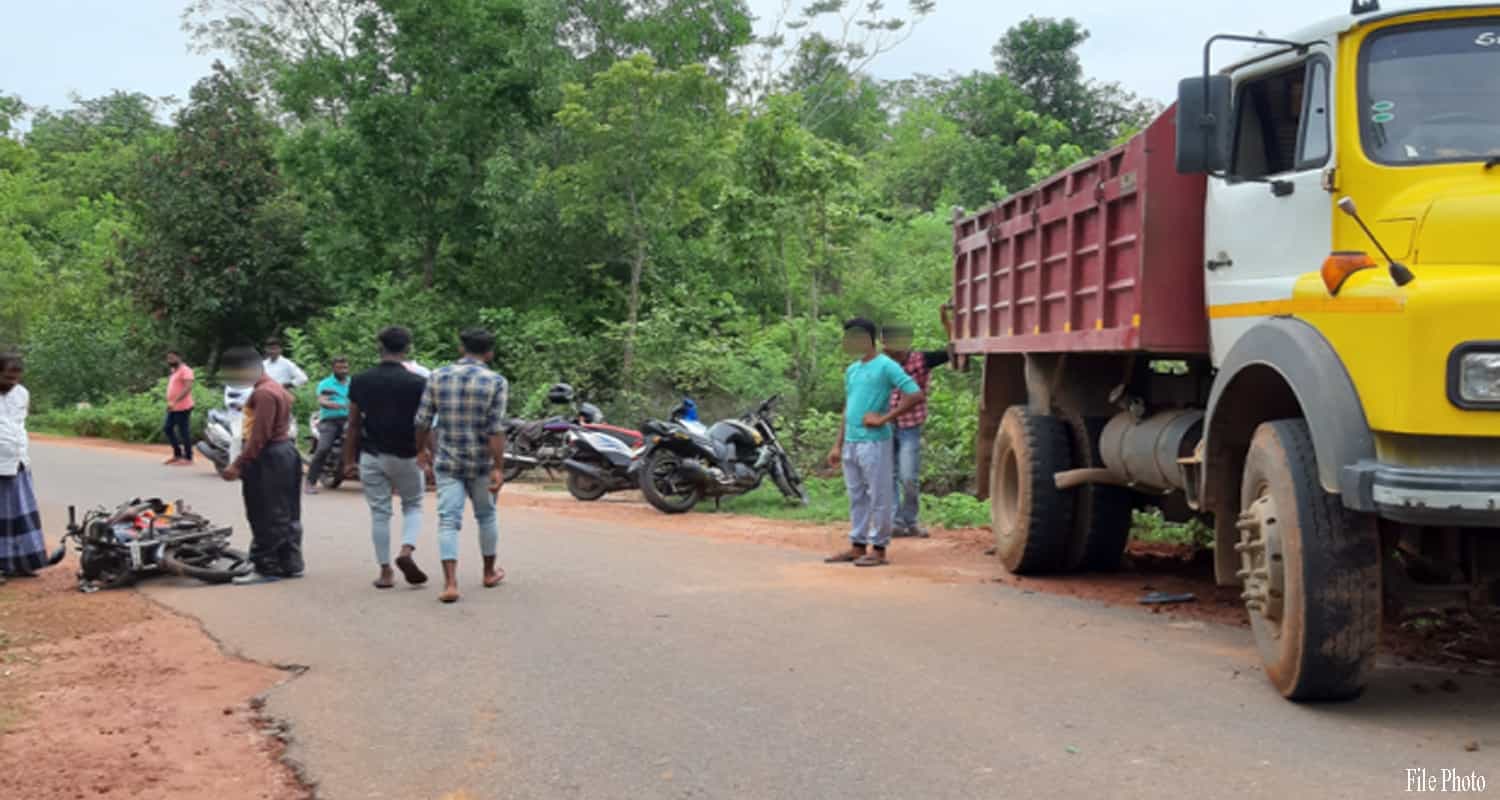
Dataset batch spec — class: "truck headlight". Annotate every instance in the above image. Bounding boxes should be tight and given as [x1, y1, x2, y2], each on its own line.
[1449, 344, 1500, 408]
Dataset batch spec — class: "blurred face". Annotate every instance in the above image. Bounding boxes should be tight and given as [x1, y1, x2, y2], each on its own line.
[0, 361, 22, 392]
[333, 361, 350, 380]
[266, 343, 282, 360]
[166, 352, 182, 369]
[842, 329, 874, 357]
[882, 329, 913, 357]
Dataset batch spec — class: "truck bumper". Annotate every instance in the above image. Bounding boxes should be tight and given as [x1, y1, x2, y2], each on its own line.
[1343, 462, 1500, 526]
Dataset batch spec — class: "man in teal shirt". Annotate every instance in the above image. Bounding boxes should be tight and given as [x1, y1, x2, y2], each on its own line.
[305, 356, 351, 494]
[825, 318, 923, 567]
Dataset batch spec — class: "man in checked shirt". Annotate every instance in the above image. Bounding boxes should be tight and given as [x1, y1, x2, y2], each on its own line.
[415, 328, 509, 604]
[881, 317, 954, 539]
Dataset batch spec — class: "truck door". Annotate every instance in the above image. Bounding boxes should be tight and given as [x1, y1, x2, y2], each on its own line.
[1203, 53, 1334, 365]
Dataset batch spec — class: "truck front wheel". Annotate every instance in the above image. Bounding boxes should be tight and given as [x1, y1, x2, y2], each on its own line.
[991, 406, 1074, 574]
[1239, 419, 1380, 701]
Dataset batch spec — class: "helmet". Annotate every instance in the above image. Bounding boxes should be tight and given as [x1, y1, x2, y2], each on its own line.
[578, 402, 603, 423]
[546, 383, 576, 405]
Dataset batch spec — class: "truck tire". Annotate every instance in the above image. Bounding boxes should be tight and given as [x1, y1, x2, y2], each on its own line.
[1239, 419, 1380, 701]
[990, 406, 1074, 574]
[1064, 416, 1135, 572]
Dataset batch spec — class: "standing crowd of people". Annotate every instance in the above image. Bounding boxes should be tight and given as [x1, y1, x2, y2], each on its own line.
[2, 310, 951, 591]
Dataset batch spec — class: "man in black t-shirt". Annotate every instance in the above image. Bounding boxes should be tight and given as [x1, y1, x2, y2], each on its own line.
[342, 326, 431, 590]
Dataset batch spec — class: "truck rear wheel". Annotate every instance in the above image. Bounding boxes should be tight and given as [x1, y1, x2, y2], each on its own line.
[1065, 416, 1135, 572]
[991, 406, 1074, 574]
[1239, 419, 1380, 701]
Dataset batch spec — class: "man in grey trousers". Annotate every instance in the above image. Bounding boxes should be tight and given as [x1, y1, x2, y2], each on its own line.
[342, 326, 431, 589]
[824, 318, 924, 568]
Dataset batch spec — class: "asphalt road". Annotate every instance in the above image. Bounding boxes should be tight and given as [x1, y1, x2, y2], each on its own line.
[28, 441, 1500, 799]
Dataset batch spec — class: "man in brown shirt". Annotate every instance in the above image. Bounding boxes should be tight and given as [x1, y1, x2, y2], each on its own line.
[219, 346, 304, 583]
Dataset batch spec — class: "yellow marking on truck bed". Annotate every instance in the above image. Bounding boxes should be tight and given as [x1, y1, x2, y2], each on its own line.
[1131, 314, 1140, 327]
[1208, 297, 1405, 319]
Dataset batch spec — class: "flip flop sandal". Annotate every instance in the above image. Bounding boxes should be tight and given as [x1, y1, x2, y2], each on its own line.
[824, 550, 864, 564]
[373, 578, 394, 589]
[853, 554, 889, 567]
[395, 555, 428, 585]
[483, 569, 505, 588]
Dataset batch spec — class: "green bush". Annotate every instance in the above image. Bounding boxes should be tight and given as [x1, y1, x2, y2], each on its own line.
[33, 376, 220, 442]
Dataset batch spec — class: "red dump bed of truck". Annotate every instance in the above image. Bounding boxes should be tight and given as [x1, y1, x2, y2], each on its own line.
[951, 105, 1209, 355]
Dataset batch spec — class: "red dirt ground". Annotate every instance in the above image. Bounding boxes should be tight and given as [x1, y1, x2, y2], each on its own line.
[0, 556, 310, 800]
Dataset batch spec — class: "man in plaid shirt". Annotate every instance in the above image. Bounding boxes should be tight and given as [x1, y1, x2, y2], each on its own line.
[415, 328, 508, 604]
[882, 321, 952, 538]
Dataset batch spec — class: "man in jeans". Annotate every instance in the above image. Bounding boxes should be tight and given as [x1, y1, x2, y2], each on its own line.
[343, 328, 430, 589]
[305, 356, 351, 494]
[824, 318, 923, 568]
[415, 328, 508, 604]
[218, 347, 304, 584]
[880, 322, 952, 538]
[163, 350, 196, 466]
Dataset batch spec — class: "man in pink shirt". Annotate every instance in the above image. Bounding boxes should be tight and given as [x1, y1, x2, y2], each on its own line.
[164, 350, 196, 466]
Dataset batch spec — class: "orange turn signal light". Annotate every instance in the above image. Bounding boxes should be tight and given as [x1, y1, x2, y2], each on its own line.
[1321, 251, 1378, 296]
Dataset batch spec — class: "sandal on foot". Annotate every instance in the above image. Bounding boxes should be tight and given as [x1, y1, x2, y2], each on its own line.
[395, 555, 428, 585]
[824, 549, 866, 564]
[373, 578, 394, 589]
[854, 553, 889, 567]
[483, 568, 505, 588]
[439, 587, 460, 604]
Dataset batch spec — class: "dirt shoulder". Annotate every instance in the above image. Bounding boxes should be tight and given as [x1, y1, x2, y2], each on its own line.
[0, 558, 310, 800]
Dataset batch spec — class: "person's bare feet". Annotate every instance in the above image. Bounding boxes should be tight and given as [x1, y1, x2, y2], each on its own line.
[482, 555, 504, 588]
[439, 560, 460, 603]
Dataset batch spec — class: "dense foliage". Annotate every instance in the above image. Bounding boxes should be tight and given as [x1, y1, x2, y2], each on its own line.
[3, 2, 1157, 494]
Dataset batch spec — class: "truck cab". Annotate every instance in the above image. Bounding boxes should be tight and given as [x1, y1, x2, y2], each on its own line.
[954, 0, 1500, 702]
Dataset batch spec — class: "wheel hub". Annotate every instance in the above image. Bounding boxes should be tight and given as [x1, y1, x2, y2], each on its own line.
[1235, 493, 1286, 633]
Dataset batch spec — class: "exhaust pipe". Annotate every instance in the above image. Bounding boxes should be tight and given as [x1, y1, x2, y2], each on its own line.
[504, 453, 540, 467]
[562, 459, 605, 480]
[673, 458, 715, 487]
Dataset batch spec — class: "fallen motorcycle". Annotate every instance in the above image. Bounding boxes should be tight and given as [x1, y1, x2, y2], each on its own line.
[47, 498, 252, 592]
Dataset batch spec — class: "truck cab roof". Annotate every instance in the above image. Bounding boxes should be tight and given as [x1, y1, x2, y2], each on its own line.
[1225, 0, 1498, 71]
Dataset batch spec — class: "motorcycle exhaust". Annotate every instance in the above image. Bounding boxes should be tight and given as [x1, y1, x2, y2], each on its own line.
[505, 453, 540, 467]
[673, 458, 715, 487]
[561, 459, 605, 480]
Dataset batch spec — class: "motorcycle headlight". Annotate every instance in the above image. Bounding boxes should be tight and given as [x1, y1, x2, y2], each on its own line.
[1449, 344, 1500, 408]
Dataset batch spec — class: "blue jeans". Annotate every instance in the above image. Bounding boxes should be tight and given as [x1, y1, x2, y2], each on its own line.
[892, 425, 923, 529]
[359, 452, 425, 565]
[842, 439, 895, 548]
[436, 471, 499, 562]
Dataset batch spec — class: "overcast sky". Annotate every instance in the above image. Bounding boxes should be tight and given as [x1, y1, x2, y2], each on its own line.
[1, 0, 1319, 117]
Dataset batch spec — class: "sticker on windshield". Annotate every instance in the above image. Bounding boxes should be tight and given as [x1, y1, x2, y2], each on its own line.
[1372, 111, 1396, 123]
[1371, 100, 1396, 112]
[1370, 101, 1396, 124]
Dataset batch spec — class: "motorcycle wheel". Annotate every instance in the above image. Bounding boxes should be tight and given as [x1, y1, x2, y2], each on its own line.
[639, 450, 701, 514]
[161, 545, 254, 584]
[80, 547, 136, 590]
[772, 455, 809, 506]
[503, 440, 531, 482]
[566, 470, 608, 502]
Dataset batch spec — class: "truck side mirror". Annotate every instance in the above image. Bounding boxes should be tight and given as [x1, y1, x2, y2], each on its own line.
[1175, 75, 1232, 174]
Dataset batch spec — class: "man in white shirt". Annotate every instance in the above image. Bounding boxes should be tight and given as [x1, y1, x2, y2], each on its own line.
[0, 352, 47, 581]
[262, 338, 309, 391]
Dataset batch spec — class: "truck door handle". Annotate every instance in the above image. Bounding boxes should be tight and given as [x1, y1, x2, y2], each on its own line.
[1206, 254, 1234, 270]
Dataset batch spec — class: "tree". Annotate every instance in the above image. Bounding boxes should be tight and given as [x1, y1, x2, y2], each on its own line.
[992, 16, 1159, 153]
[778, 34, 884, 151]
[744, 0, 935, 108]
[25, 92, 169, 200]
[121, 62, 324, 361]
[547, 53, 732, 385]
[276, 0, 544, 288]
[723, 94, 862, 402]
[555, 0, 753, 76]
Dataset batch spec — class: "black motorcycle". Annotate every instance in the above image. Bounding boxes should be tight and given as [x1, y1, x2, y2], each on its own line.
[47, 498, 252, 591]
[635, 395, 808, 514]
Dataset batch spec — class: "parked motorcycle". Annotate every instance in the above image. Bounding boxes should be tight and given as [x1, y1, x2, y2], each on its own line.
[561, 425, 645, 501]
[47, 498, 252, 591]
[635, 395, 807, 514]
[504, 383, 621, 481]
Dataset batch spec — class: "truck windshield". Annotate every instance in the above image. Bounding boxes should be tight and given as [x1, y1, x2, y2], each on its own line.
[1360, 18, 1500, 165]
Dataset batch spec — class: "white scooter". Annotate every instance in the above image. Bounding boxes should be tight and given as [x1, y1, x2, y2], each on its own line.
[195, 384, 298, 471]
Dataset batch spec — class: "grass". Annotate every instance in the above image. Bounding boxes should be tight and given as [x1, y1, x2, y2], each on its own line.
[1129, 508, 1213, 547]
